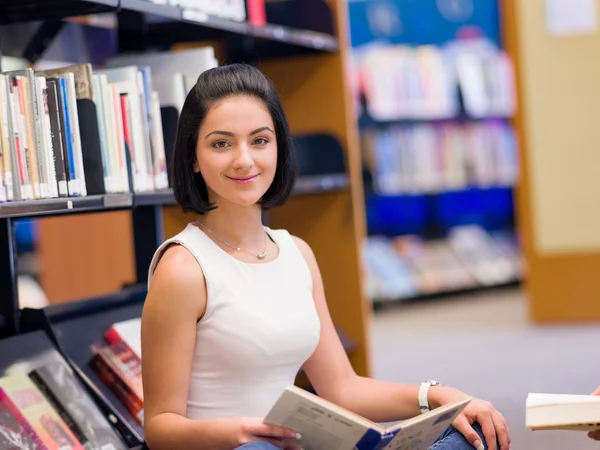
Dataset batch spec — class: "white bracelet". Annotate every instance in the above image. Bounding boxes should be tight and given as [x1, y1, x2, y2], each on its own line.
[419, 380, 443, 414]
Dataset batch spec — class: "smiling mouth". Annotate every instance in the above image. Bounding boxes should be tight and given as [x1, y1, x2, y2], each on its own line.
[227, 174, 260, 183]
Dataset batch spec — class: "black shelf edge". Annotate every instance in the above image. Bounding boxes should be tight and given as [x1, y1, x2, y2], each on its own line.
[358, 113, 513, 129]
[0, 194, 133, 219]
[132, 189, 176, 207]
[179, 8, 338, 52]
[0, 0, 119, 24]
[293, 173, 349, 195]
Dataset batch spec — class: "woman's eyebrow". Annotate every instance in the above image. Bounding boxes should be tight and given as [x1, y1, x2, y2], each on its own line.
[250, 126, 274, 135]
[206, 130, 234, 138]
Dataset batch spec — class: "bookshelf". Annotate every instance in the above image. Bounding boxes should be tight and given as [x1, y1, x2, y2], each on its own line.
[0, 0, 372, 446]
[349, 0, 522, 306]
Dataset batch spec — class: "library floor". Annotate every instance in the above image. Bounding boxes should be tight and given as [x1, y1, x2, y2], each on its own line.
[370, 288, 600, 450]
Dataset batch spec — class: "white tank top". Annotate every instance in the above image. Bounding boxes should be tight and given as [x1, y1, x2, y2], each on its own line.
[147, 223, 321, 420]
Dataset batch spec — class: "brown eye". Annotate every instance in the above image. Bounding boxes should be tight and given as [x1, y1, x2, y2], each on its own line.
[213, 141, 230, 149]
[253, 137, 268, 146]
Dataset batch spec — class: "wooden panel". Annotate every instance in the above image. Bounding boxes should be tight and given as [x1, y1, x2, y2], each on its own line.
[259, 0, 371, 376]
[501, 0, 600, 322]
[37, 211, 136, 304]
[163, 206, 197, 239]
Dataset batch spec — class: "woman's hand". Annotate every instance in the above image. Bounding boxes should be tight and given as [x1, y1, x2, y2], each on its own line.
[431, 387, 510, 450]
[230, 417, 302, 450]
[589, 386, 600, 441]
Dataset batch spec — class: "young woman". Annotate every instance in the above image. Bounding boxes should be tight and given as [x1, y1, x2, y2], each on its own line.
[140, 63, 511, 450]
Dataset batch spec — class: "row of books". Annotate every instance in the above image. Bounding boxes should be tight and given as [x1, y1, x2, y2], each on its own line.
[362, 225, 523, 302]
[352, 39, 517, 122]
[361, 121, 518, 195]
[143, 0, 250, 22]
[0, 46, 218, 203]
[0, 362, 126, 449]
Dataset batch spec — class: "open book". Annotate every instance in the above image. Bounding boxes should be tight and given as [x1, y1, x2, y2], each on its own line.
[264, 386, 471, 450]
[526, 393, 600, 432]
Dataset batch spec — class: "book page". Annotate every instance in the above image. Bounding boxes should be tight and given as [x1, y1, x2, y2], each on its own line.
[527, 393, 600, 407]
[383, 397, 471, 450]
[264, 387, 381, 450]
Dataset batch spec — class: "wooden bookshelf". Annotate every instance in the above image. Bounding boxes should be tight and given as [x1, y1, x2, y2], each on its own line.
[32, 0, 372, 377]
[501, 0, 600, 322]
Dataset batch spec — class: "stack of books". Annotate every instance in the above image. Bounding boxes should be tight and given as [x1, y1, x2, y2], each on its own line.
[91, 318, 143, 426]
[362, 225, 523, 302]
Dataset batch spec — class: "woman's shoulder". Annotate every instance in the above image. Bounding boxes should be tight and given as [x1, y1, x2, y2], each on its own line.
[151, 243, 206, 290]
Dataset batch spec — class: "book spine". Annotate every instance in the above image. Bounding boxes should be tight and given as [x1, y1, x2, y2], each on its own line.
[64, 73, 87, 196]
[0, 75, 14, 201]
[0, 387, 48, 450]
[45, 79, 68, 197]
[28, 371, 90, 447]
[90, 352, 144, 425]
[12, 77, 33, 200]
[18, 76, 42, 199]
[58, 77, 78, 196]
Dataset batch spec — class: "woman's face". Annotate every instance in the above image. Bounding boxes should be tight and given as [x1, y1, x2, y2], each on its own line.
[194, 95, 278, 208]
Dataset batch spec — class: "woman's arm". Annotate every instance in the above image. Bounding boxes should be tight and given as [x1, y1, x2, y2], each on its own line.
[141, 245, 230, 449]
[293, 236, 510, 450]
[292, 236, 423, 420]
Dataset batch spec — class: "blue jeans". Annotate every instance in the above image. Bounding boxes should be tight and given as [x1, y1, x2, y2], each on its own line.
[235, 423, 489, 449]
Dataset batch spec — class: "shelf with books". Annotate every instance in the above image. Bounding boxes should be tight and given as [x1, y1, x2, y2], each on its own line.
[0, 329, 143, 449]
[1, 0, 372, 393]
[1, 1, 338, 57]
[178, 11, 338, 53]
[20, 284, 148, 446]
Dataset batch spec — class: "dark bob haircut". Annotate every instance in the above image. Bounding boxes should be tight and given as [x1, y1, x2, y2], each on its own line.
[171, 63, 298, 214]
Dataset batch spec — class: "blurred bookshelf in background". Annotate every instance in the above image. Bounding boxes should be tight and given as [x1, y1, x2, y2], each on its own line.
[347, 0, 522, 305]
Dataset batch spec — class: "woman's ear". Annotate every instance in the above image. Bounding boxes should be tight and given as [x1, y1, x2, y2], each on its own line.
[193, 159, 200, 173]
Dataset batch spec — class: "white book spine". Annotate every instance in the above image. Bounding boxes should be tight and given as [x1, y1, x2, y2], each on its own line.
[91, 75, 114, 193]
[35, 77, 59, 199]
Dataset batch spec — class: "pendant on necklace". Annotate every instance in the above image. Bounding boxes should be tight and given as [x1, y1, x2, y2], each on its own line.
[257, 252, 267, 259]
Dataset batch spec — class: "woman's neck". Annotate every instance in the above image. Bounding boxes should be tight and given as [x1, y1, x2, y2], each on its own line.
[198, 203, 265, 248]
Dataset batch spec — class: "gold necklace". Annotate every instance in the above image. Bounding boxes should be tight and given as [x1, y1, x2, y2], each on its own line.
[197, 221, 268, 259]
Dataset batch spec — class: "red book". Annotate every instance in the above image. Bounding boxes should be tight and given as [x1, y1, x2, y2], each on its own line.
[247, 0, 266, 26]
[104, 318, 141, 359]
[90, 343, 144, 425]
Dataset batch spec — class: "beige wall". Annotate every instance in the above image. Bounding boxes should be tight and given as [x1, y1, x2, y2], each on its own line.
[516, 0, 600, 254]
